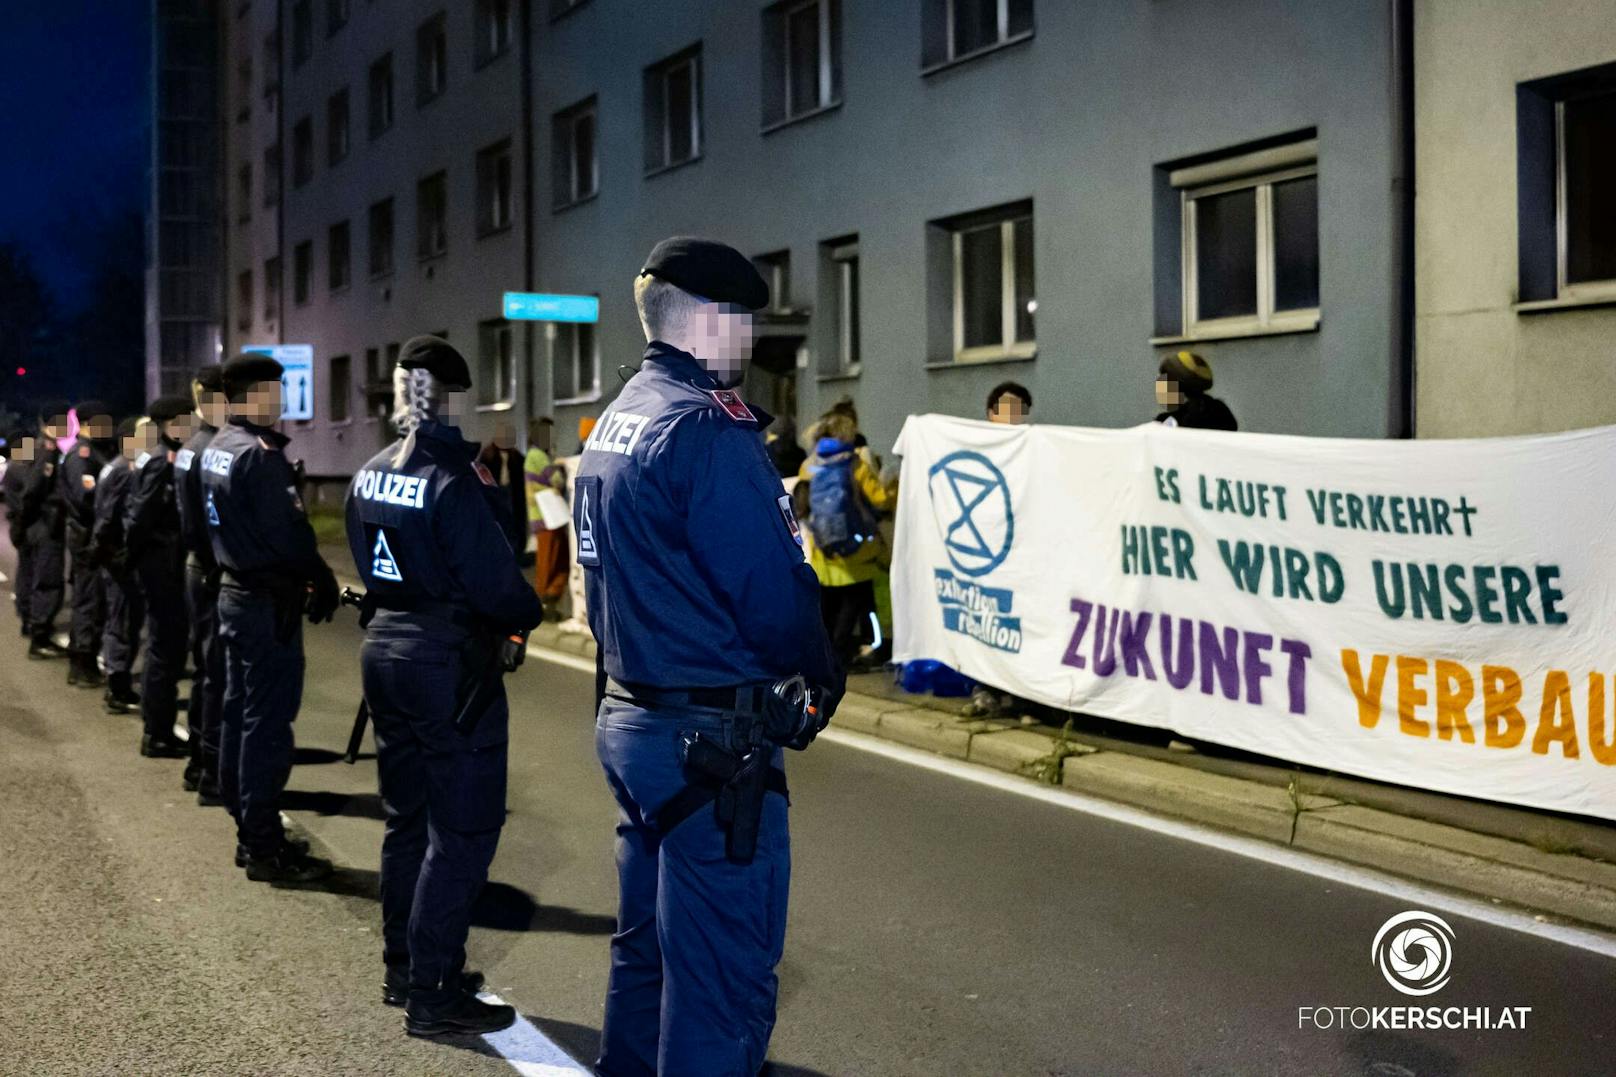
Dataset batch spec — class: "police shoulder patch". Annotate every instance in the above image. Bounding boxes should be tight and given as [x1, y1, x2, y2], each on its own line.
[777, 494, 803, 547]
[472, 461, 496, 486]
[707, 389, 757, 423]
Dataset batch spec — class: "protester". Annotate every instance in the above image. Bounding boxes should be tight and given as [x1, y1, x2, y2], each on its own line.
[522, 417, 569, 617]
[765, 414, 806, 477]
[1154, 350, 1238, 430]
[476, 420, 528, 555]
[4, 433, 38, 637]
[987, 381, 1033, 424]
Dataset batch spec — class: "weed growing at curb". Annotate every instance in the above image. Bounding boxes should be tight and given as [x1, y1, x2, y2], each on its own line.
[1022, 720, 1082, 785]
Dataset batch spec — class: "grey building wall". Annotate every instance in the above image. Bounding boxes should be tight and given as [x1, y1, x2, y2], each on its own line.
[223, 0, 529, 477]
[530, 0, 1404, 459]
[1415, 0, 1616, 438]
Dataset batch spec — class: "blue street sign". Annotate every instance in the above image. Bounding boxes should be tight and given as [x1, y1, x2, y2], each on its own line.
[244, 344, 315, 421]
[503, 292, 600, 323]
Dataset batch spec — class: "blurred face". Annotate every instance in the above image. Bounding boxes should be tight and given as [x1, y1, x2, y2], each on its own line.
[195, 386, 230, 428]
[231, 380, 284, 424]
[685, 302, 756, 388]
[1156, 377, 1184, 409]
[529, 422, 553, 454]
[12, 436, 36, 463]
[162, 414, 197, 444]
[42, 415, 69, 441]
[440, 390, 468, 418]
[124, 421, 157, 461]
[80, 415, 115, 440]
[491, 421, 514, 449]
[988, 395, 1030, 425]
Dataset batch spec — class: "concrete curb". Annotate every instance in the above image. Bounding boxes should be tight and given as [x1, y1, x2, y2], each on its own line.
[527, 622, 1616, 934]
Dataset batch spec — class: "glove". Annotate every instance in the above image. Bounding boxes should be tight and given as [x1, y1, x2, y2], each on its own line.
[499, 630, 530, 673]
[305, 565, 340, 623]
[784, 684, 837, 751]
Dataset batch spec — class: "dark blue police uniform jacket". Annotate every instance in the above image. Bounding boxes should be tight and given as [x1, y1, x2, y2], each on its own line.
[202, 419, 326, 586]
[576, 341, 839, 694]
[174, 423, 220, 573]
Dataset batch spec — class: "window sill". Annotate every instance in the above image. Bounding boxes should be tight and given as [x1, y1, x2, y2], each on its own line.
[476, 401, 516, 413]
[476, 223, 515, 241]
[1514, 292, 1616, 315]
[921, 31, 1035, 79]
[369, 270, 394, 283]
[926, 351, 1036, 371]
[553, 191, 600, 214]
[644, 154, 703, 180]
[369, 127, 393, 142]
[328, 418, 354, 428]
[474, 49, 510, 72]
[328, 155, 348, 169]
[548, 1, 592, 24]
[416, 252, 447, 266]
[329, 284, 351, 297]
[554, 391, 603, 406]
[1150, 314, 1319, 346]
[761, 100, 843, 136]
[817, 367, 861, 383]
[417, 91, 446, 112]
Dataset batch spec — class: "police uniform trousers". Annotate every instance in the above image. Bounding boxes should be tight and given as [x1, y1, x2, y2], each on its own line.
[184, 561, 224, 779]
[27, 525, 65, 641]
[134, 542, 188, 741]
[11, 532, 35, 630]
[101, 564, 144, 678]
[361, 619, 507, 992]
[594, 699, 791, 1077]
[217, 584, 303, 854]
[67, 541, 107, 659]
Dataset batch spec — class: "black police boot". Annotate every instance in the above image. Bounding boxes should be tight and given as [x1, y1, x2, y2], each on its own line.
[103, 674, 140, 714]
[68, 653, 106, 688]
[404, 986, 515, 1037]
[28, 636, 67, 660]
[139, 733, 188, 759]
[384, 966, 484, 1008]
[234, 834, 307, 866]
[197, 776, 224, 807]
[181, 764, 200, 792]
[243, 841, 331, 883]
[18, 621, 30, 638]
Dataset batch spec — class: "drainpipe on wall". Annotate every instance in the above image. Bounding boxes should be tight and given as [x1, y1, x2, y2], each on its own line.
[1388, 0, 1416, 438]
[520, 0, 537, 425]
[276, 0, 287, 347]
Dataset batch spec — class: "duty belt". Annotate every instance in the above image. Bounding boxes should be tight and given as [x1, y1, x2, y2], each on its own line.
[604, 679, 772, 717]
[361, 591, 478, 631]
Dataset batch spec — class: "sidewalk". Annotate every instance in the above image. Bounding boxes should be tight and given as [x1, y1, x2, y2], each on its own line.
[317, 530, 1616, 936]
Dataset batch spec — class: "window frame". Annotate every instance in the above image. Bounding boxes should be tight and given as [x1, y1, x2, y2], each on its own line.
[830, 239, 861, 375]
[476, 138, 515, 237]
[924, 0, 1035, 72]
[327, 0, 349, 37]
[1554, 92, 1616, 301]
[476, 0, 514, 68]
[328, 353, 353, 425]
[1179, 162, 1320, 340]
[951, 212, 1036, 363]
[551, 320, 602, 405]
[369, 53, 395, 139]
[291, 0, 313, 68]
[417, 12, 449, 109]
[327, 87, 350, 166]
[417, 170, 449, 261]
[780, 0, 836, 121]
[328, 219, 351, 293]
[292, 115, 314, 187]
[263, 256, 281, 322]
[293, 241, 313, 306]
[236, 270, 253, 333]
[478, 319, 518, 409]
[368, 196, 394, 279]
[553, 97, 599, 209]
[236, 163, 253, 223]
[645, 48, 703, 175]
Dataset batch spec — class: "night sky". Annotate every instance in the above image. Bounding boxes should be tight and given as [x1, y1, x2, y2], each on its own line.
[0, 3, 150, 300]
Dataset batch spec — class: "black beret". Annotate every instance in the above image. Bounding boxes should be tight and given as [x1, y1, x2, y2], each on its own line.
[194, 364, 225, 392]
[222, 351, 285, 394]
[115, 416, 141, 440]
[147, 396, 194, 425]
[1159, 350, 1214, 396]
[398, 335, 472, 390]
[75, 399, 112, 422]
[640, 236, 769, 311]
[38, 400, 71, 423]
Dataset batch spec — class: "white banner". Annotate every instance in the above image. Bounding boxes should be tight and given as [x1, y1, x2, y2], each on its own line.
[892, 415, 1616, 821]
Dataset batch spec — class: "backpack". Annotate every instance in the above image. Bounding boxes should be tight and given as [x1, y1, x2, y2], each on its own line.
[807, 439, 877, 558]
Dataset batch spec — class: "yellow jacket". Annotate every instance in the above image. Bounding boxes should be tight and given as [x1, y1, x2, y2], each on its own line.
[799, 445, 896, 587]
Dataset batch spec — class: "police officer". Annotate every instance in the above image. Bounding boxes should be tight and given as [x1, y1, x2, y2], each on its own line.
[205, 352, 338, 882]
[126, 395, 196, 758]
[4, 432, 39, 638]
[344, 336, 543, 1037]
[577, 237, 844, 1076]
[93, 417, 149, 714]
[22, 401, 72, 660]
[61, 400, 116, 688]
[175, 365, 229, 800]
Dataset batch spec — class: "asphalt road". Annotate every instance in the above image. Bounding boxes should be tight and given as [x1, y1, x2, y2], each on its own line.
[2, 550, 1613, 1075]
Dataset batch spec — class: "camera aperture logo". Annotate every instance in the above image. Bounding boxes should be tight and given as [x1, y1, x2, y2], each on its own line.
[1297, 910, 1531, 1033]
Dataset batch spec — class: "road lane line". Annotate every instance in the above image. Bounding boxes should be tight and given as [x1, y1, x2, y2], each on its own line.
[475, 993, 589, 1075]
[815, 727, 1616, 959]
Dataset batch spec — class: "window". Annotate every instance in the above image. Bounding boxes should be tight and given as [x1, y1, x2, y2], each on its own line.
[552, 322, 599, 402]
[293, 241, 313, 305]
[368, 197, 394, 277]
[763, 0, 841, 128]
[1559, 91, 1616, 291]
[327, 88, 349, 166]
[753, 251, 791, 312]
[417, 171, 448, 259]
[264, 256, 281, 321]
[236, 53, 252, 122]
[364, 347, 387, 420]
[329, 220, 351, 292]
[552, 97, 598, 208]
[823, 238, 860, 372]
[236, 163, 252, 222]
[478, 319, 516, 406]
[922, 0, 1033, 68]
[476, 139, 514, 236]
[937, 204, 1034, 361]
[329, 354, 351, 422]
[644, 46, 701, 173]
[327, 0, 349, 36]
[292, 115, 314, 187]
[1170, 139, 1319, 337]
[476, 0, 514, 66]
[236, 270, 253, 332]
[369, 53, 394, 138]
[263, 144, 280, 206]
[291, 0, 313, 67]
[262, 30, 279, 97]
[417, 12, 448, 107]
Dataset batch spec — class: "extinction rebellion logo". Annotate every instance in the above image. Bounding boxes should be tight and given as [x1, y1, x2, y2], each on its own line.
[927, 451, 1022, 653]
[1297, 911, 1531, 1032]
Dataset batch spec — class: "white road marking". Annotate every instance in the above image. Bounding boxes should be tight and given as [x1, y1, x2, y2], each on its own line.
[476, 993, 589, 1075]
[817, 727, 1616, 960]
[522, 642, 1616, 959]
